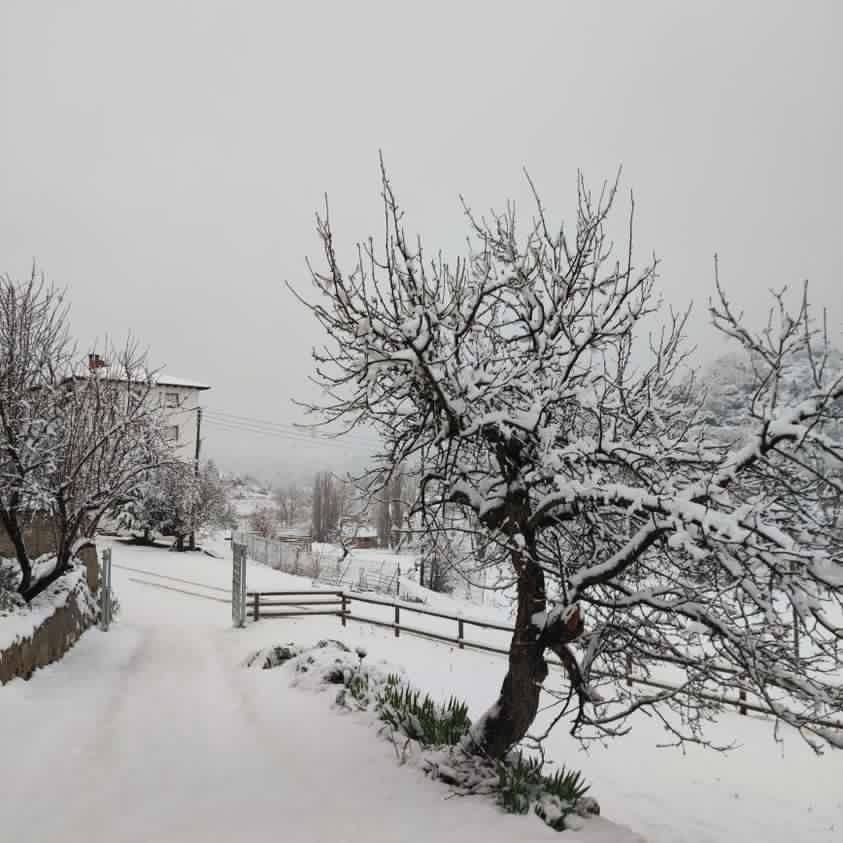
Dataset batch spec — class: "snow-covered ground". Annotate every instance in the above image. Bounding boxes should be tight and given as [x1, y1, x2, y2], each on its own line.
[2, 539, 841, 842]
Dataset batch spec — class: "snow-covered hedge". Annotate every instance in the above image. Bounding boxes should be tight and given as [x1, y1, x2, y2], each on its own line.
[0, 563, 98, 684]
[247, 639, 598, 833]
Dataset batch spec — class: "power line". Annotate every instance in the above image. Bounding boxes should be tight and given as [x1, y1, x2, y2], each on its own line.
[203, 406, 379, 447]
[204, 416, 375, 447]
[203, 416, 379, 450]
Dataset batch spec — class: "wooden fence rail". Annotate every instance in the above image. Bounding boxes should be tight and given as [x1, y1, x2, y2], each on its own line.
[244, 588, 843, 732]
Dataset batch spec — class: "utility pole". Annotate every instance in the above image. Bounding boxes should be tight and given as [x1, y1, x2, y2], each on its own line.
[189, 406, 202, 551]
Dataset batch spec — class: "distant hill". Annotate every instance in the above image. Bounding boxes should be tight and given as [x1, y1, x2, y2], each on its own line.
[697, 346, 843, 441]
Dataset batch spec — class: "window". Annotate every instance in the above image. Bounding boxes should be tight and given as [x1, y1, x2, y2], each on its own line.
[165, 392, 180, 408]
[165, 425, 179, 443]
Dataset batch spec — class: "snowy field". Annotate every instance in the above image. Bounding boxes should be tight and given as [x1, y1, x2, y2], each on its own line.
[2, 539, 841, 842]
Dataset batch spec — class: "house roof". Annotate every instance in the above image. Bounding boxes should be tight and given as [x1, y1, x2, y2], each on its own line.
[152, 374, 211, 391]
[67, 367, 210, 391]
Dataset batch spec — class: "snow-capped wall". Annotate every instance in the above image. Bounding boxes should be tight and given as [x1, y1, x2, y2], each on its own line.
[0, 567, 98, 684]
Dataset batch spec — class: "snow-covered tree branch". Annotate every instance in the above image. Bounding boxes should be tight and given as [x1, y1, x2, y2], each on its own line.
[0, 271, 169, 599]
[294, 164, 843, 758]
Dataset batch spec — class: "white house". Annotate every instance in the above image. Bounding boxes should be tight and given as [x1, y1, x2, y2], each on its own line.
[151, 373, 211, 462]
[85, 354, 210, 463]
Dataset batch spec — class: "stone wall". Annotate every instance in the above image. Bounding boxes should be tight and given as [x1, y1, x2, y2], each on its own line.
[0, 512, 57, 559]
[0, 569, 98, 685]
[0, 511, 98, 593]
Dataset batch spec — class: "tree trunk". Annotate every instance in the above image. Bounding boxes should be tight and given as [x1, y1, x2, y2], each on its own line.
[23, 518, 73, 602]
[23, 551, 72, 601]
[1, 512, 32, 596]
[470, 549, 548, 759]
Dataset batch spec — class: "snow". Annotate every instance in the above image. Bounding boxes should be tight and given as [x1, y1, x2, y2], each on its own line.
[2, 538, 842, 841]
[70, 366, 210, 391]
[0, 565, 92, 654]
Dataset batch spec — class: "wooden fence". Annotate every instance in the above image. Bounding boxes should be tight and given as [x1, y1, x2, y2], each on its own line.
[245, 588, 843, 732]
[247, 589, 510, 652]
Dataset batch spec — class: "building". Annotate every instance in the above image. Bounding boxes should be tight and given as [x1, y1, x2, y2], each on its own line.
[341, 522, 379, 549]
[2, 358, 210, 560]
[85, 354, 210, 463]
[151, 373, 211, 463]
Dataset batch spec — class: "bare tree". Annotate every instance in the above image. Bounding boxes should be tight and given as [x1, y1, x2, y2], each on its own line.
[311, 471, 346, 542]
[0, 271, 168, 598]
[249, 504, 279, 539]
[311, 471, 326, 542]
[41, 340, 168, 587]
[294, 165, 843, 758]
[274, 481, 304, 528]
[375, 465, 405, 548]
[0, 271, 72, 595]
[117, 460, 228, 548]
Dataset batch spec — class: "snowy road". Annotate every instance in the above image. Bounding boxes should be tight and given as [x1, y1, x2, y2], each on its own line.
[4, 541, 841, 842]
[1, 545, 636, 843]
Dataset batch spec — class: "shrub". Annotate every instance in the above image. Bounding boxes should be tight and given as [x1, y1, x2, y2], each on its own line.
[244, 644, 302, 669]
[497, 751, 590, 831]
[251, 640, 593, 833]
[376, 677, 472, 747]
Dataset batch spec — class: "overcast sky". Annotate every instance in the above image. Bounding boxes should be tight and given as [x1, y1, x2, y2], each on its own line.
[1, 1, 840, 481]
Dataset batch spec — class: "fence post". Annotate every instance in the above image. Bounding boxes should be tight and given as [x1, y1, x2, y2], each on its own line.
[394, 604, 400, 638]
[232, 541, 247, 628]
[341, 593, 347, 627]
[458, 618, 465, 649]
[100, 547, 112, 631]
[253, 593, 261, 622]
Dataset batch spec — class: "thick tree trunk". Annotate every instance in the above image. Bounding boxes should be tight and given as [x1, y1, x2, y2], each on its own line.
[1, 512, 33, 596]
[23, 553, 72, 601]
[22, 522, 73, 602]
[470, 550, 549, 759]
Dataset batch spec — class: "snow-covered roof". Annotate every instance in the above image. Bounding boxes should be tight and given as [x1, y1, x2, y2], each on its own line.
[67, 367, 210, 391]
[151, 374, 211, 391]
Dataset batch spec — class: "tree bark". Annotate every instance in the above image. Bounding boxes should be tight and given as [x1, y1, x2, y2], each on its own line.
[470, 549, 549, 759]
[1, 511, 32, 596]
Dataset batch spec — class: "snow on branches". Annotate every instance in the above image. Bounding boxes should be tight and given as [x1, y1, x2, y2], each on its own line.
[0, 271, 169, 598]
[295, 163, 843, 756]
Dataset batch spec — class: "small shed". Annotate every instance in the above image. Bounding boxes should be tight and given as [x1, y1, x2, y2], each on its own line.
[346, 524, 379, 549]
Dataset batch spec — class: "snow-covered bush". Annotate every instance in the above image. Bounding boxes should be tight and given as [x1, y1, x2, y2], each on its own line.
[0, 561, 25, 613]
[376, 678, 471, 747]
[496, 751, 591, 831]
[249, 505, 280, 539]
[250, 639, 595, 833]
[244, 643, 303, 669]
[116, 460, 229, 550]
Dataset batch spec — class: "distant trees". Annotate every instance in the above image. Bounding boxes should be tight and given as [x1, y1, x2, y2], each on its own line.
[311, 471, 346, 542]
[117, 460, 231, 549]
[375, 467, 407, 548]
[0, 271, 167, 598]
[418, 526, 456, 594]
[273, 481, 309, 528]
[297, 166, 843, 758]
[194, 460, 233, 533]
[249, 504, 279, 538]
